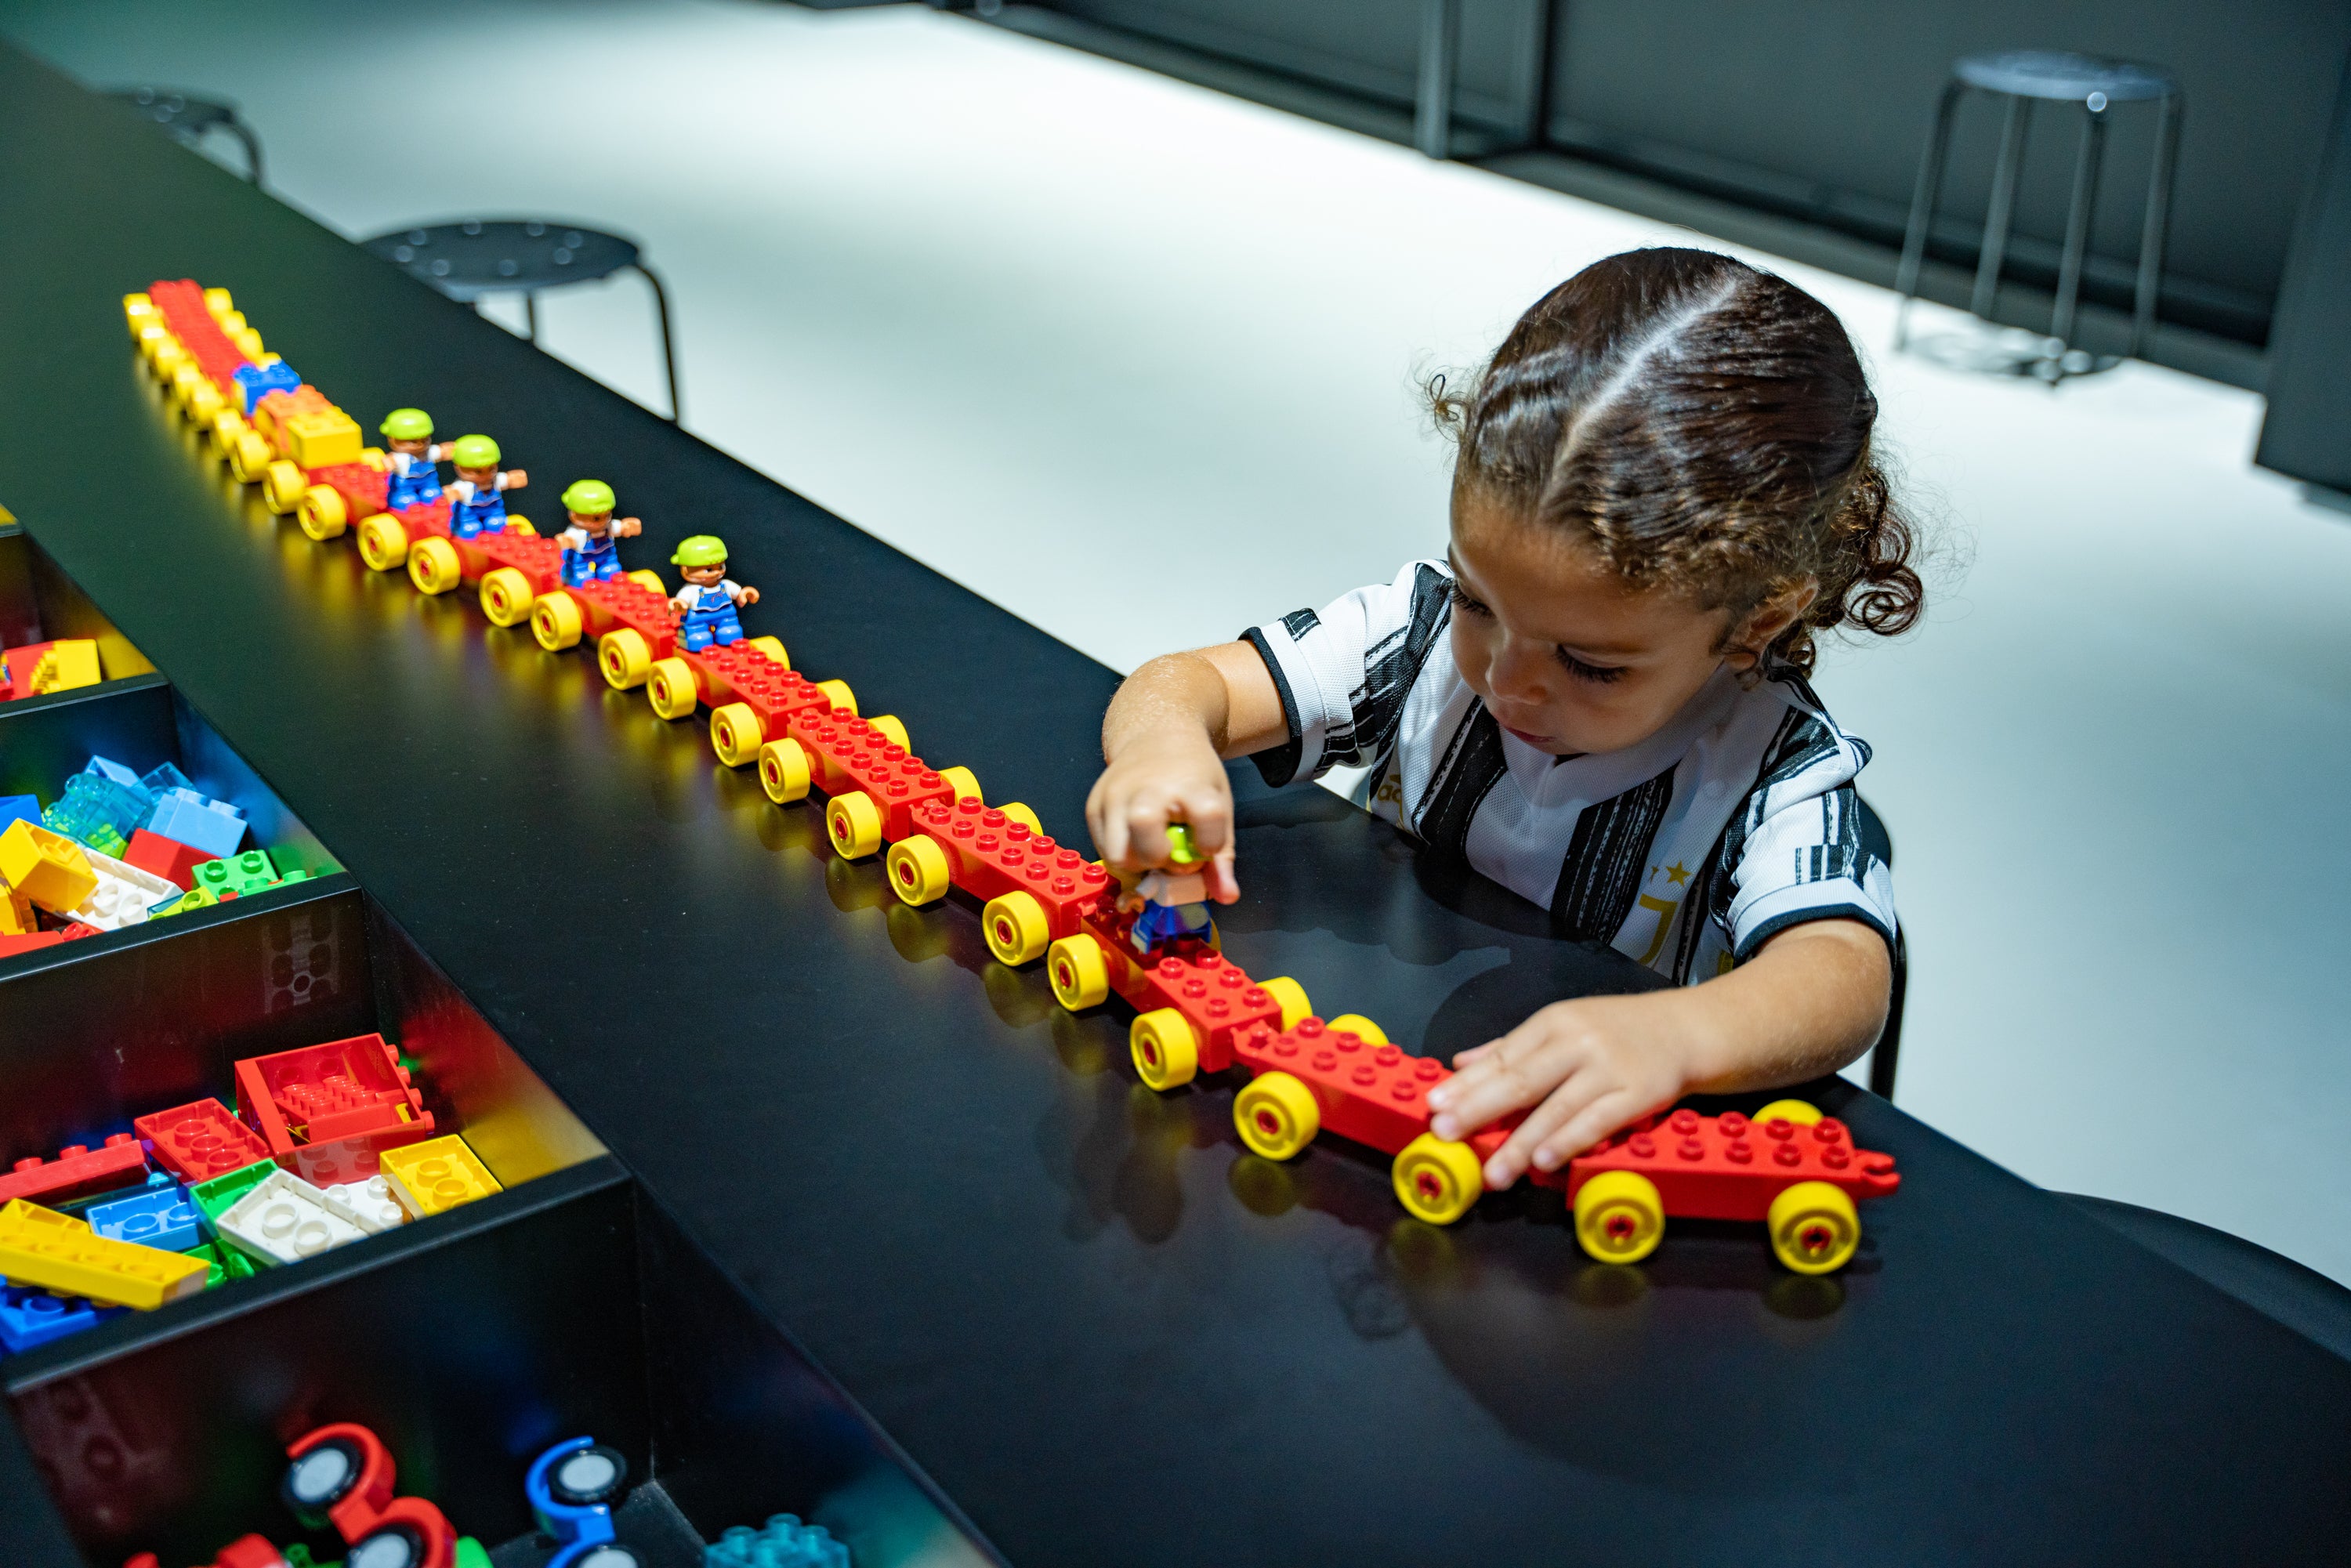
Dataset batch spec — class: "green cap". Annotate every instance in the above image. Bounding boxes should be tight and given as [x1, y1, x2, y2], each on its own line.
[379, 407, 433, 440]
[671, 534, 729, 568]
[562, 478, 615, 514]
[1165, 823, 1202, 867]
[448, 433, 501, 468]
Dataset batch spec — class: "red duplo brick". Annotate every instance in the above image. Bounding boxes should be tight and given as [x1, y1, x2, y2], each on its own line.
[123, 827, 211, 890]
[0, 932, 64, 957]
[1232, 1017, 1447, 1155]
[0, 1132, 148, 1205]
[1071, 911, 1281, 1072]
[1562, 1106, 1901, 1220]
[234, 1033, 433, 1169]
[573, 574, 679, 651]
[787, 712, 955, 839]
[136, 1097, 273, 1182]
[313, 459, 388, 517]
[912, 796, 1112, 938]
[687, 642, 817, 717]
[147, 279, 249, 389]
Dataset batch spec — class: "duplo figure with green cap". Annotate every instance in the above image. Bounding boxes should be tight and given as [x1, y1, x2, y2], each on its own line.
[444, 433, 528, 540]
[555, 480, 643, 588]
[379, 407, 449, 511]
[1117, 822, 1216, 954]
[668, 535, 760, 652]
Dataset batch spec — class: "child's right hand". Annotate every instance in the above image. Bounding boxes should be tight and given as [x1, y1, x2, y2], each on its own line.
[1085, 729, 1241, 904]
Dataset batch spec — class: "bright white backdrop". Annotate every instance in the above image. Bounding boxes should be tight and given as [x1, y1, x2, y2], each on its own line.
[11, 0, 2349, 1281]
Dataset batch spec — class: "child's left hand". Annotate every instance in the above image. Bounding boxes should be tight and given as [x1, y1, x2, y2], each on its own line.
[1425, 992, 1704, 1190]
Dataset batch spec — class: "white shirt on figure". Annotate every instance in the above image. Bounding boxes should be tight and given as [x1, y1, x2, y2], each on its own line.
[676, 580, 742, 613]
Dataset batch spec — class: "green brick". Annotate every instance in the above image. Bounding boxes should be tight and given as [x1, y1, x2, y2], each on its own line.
[190, 850, 281, 899]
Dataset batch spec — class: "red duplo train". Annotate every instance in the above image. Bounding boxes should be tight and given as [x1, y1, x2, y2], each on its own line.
[122, 281, 1900, 1273]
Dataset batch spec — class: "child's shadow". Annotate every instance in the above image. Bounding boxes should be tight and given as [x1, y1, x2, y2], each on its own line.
[1218, 778, 1667, 1054]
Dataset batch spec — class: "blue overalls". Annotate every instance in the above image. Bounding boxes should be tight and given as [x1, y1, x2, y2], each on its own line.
[384, 453, 442, 511]
[1131, 898, 1213, 953]
[560, 532, 622, 588]
[676, 582, 744, 653]
[449, 483, 509, 540]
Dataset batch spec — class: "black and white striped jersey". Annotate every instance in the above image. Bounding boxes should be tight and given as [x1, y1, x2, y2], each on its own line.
[1242, 559, 1896, 984]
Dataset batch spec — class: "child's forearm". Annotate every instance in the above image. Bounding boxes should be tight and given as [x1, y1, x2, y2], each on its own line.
[1666, 918, 1891, 1093]
[1103, 643, 1286, 763]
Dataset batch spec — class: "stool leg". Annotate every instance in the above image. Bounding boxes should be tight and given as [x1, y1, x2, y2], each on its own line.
[1416, 0, 1460, 159]
[1895, 80, 1966, 349]
[2050, 103, 2108, 356]
[2132, 92, 2182, 362]
[223, 114, 264, 187]
[524, 292, 538, 344]
[630, 261, 682, 424]
[1971, 93, 2033, 323]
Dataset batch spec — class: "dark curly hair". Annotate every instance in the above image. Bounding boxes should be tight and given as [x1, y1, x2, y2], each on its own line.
[1431, 248, 1923, 673]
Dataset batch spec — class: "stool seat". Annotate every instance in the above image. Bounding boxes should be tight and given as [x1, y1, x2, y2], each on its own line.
[1954, 51, 2176, 106]
[360, 220, 640, 303]
[360, 219, 679, 422]
[107, 87, 263, 186]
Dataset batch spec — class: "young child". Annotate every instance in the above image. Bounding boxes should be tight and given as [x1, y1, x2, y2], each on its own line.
[668, 536, 760, 652]
[378, 408, 448, 510]
[444, 435, 527, 539]
[1086, 248, 1922, 1193]
[554, 479, 643, 588]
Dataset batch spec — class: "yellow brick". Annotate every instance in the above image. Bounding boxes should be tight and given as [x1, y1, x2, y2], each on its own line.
[0, 819, 98, 914]
[0, 891, 33, 934]
[0, 1199, 204, 1310]
[379, 1135, 502, 1219]
[27, 639, 100, 694]
[284, 408, 361, 469]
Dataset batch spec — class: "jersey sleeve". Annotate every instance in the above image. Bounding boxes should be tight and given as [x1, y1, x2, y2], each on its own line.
[1720, 708, 1897, 959]
[1241, 559, 1452, 788]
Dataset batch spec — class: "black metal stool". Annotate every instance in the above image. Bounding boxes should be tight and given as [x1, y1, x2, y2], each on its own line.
[1894, 51, 2181, 381]
[107, 88, 264, 186]
[359, 219, 680, 422]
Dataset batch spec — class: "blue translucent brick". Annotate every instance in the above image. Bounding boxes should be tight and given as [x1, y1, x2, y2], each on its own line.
[706, 1515, 850, 1568]
[138, 762, 197, 797]
[0, 1285, 128, 1354]
[86, 1182, 203, 1254]
[85, 756, 144, 791]
[42, 770, 153, 847]
[147, 788, 245, 859]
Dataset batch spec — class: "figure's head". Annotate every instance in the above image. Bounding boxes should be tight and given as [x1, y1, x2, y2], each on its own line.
[380, 407, 433, 458]
[672, 534, 729, 586]
[563, 479, 616, 531]
[1432, 248, 1922, 755]
[449, 433, 503, 487]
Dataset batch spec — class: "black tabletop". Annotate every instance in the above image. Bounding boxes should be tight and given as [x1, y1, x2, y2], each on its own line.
[3, 42, 2346, 1567]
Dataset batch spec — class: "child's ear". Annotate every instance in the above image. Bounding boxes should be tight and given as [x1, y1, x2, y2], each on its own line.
[1727, 579, 1820, 665]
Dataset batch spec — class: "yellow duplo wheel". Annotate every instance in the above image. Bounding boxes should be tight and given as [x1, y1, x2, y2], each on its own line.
[1130, 1008, 1200, 1090]
[1393, 1134, 1484, 1225]
[1235, 1072, 1320, 1160]
[123, 292, 154, 333]
[815, 678, 857, 715]
[982, 891, 1050, 965]
[532, 591, 584, 651]
[869, 715, 910, 752]
[1753, 1099, 1823, 1128]
[936, 766, 981, 804]
[357, 514, 409, 571]
[211, 409, 247, 454]
[599, 628, 654, 689]
[504, 516, 534, 538]
[886, 835, 952, 906]
[710, 703, 765, 767]
[1325, 1013, 1387, 1045]
[187, 380, 223, 426]
[171, 363, 206, 412]
[360, 447, 387, 470]
[748, 635, 788, 668]
[627, 569, 665, 596]
[229, 430, 273, 483]
[263, 460, 306, 514]
[1047, 933, 1109, 1011]
[202, 286, 234, 314]
[298, 485, 347, 541]
[1257, 976, 1312, 1031]
[647, 657, 700, 719]
[999, 802, 1043, 837]
[759, 738, 811, 803]
[1574, 1170, 1666, 1264]
[1766, 1181, 1860, 1275]
[826, 791, 884, 859]
[480, 567, 534, 626]
[408, 537, 462, 596]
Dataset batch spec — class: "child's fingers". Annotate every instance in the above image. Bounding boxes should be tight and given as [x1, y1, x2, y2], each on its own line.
[1527, 1087, 1641, 1174]
[1425, 1024, 1580, 1143]
[1481, 1067, 1602, 1187]
[1085, 777, 1131, 867]
[1206, 846, 1241, 904]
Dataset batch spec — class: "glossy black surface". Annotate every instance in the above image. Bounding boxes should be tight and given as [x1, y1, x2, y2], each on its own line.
[2, 39, 2346, 1566]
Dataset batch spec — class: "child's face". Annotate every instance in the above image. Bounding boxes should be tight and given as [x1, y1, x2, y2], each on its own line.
[1447, 497, 1782, 756]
